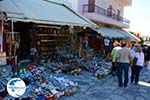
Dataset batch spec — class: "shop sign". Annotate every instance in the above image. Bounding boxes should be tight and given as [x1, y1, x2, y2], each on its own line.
[0, 52, 6, 65]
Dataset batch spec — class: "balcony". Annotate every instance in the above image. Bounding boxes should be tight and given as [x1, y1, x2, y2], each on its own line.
[82, 4, 130, 28]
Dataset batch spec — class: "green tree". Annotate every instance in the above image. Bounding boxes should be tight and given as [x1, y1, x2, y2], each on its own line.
[129, 31, 144, 45]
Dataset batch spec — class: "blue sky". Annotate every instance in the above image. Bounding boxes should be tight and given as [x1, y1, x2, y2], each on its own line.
[124, 0, 150, 36]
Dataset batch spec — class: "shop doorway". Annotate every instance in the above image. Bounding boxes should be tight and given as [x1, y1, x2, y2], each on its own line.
[14, 22, 31, 61]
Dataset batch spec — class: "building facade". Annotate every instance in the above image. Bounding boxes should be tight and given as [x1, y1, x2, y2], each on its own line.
[71, 0, 132, 28]
[69, 0, 136, 55]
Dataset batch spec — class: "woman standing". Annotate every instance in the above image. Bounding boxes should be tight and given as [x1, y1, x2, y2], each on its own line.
[131, 46, 144, 84]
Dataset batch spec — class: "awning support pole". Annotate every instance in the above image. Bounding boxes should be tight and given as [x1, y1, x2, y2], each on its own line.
[11, 20, 14, 43]
[1, 18, 3, 52]
[11, 19, 17, 67]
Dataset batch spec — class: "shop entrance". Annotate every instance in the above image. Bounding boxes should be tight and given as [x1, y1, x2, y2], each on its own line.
[14, 22, 31, 61]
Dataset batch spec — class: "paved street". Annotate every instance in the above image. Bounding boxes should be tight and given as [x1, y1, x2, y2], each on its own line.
[60, 68, 150, 100]
[1, 65, 150, 100]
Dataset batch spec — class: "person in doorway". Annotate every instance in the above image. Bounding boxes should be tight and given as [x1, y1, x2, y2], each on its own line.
[131, 46, 144, 84]
[116, 41, 132, 87]
[104, 38, 110, 56]
[30, 44, 38, 63]
[82, 35, 89, 56]
[111, 41, 122, 76]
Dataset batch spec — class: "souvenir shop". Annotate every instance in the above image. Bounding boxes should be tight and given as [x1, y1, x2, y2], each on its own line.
[0, 0, 114, 99]
[1, 19, 93, 63]
[0, 16, 7, 66]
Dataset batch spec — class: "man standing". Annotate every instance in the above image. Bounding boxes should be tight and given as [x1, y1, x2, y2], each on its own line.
[111, 41, 122, 76]
[104, 38, 110, 56]
[117, 41, 132, 87]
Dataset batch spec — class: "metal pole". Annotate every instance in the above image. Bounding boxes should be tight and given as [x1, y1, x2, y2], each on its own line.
[11, 19, 15, 66]
[1, 18, 3, 52]
[11, 20, 14, 43]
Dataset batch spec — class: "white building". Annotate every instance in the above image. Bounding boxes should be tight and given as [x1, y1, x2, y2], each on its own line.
[70, 0, 131, 28]
[69, 0, 139, 41]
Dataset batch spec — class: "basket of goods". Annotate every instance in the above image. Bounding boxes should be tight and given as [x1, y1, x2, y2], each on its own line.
[64, 87, 77, 96]
[83, 55, 92, 61]
[46, 94, 56, 100]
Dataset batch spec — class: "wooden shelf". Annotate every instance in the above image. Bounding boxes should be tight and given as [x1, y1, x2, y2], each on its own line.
[7, 32, 20, 34]
[36, 26, 69, 59]
[40, 40, 57, 42]
[37, 34, 68, 37]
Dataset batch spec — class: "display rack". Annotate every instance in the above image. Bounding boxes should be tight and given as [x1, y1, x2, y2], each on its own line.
[6, 32, 20, 66]
[36, 26, 69, 59]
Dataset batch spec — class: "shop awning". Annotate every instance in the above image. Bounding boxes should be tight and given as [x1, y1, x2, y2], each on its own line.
[93, 27, 127, 38]
[115, 29, 141, 42]
[0, 0, 97, 27]
[0, 12, 4, 19]
[0, 0, 21, 13]
[93, 27, 140, 42]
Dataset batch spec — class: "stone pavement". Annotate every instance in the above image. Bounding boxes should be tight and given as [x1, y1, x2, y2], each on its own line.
[60, 68, 150, 100]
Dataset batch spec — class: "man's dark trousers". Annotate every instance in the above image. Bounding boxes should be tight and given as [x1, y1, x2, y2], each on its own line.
[118, 63, 130, 87]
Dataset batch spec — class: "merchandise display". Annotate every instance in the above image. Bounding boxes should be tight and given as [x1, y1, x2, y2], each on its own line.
[0, 48, 112, 99]
[76, 56, 112, 78]
[0, 64, 78, 100]
[43, 50, 112, 78]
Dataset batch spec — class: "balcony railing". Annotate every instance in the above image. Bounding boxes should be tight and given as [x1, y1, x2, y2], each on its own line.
[82, 4, 130, 25]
